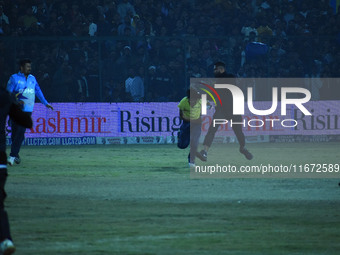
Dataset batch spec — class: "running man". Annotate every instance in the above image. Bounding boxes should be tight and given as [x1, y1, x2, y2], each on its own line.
[197, 61, 253, 161]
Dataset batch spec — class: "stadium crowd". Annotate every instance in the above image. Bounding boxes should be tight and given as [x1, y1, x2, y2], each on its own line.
[0, 0, 339, 102]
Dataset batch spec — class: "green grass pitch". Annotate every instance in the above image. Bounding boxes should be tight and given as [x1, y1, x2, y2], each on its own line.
[5, 142, 340, 254]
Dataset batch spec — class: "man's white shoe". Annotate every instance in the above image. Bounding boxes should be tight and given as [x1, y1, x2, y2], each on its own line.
[7, 157, 15, 166]
[189, 163, 196, 168]
[0, 239, 16, 255]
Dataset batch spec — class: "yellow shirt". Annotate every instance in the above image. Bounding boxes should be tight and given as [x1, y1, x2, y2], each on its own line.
[178, 97, 201, 120]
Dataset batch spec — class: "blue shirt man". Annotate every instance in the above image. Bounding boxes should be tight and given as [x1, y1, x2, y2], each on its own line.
[6, 58, 53, 165]
[7, 66, 51, 112]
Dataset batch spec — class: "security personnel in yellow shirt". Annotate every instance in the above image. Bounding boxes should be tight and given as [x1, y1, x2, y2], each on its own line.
[177, 89, 201, 167]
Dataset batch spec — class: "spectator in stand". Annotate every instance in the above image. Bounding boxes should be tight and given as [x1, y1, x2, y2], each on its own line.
[0, 4, 9, 35]
[20, 5, 38, 33]
[241, 19, 258, 42]
[98, 0, 116, 23]
[283, 4, 296, 26]
[35, 62, 53, 100]
[87, 13, 97, 37]
[116, 45, 133, 83]
[152, 15, 165, 36]
[118, 15, 136, 36]
[150, 63, 173, 102]
[256, 20, 273, 44]
[0, 52, 11, 87]
[117, 81, 133, 102]
[96, 12, 113, 36]
[51, 60, 72, 102]
[117, 0, 136, 22]
[35, 1, 49, 28]
[130, 66, 145, 102]
[131, 14, 140, 30]
[169, 54, 186, 100]
[172, 19, 186, 36]
[76, 67, 90, 102]
[124, 66, 134, 101]
[144, 65, 156, 101]
[103, 79, 115, 102]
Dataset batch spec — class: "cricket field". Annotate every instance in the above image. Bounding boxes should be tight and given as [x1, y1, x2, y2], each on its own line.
[5, 142, 340, 254]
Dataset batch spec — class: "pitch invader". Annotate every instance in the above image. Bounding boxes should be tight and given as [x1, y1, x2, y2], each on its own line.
[197, 61, 253, 162]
